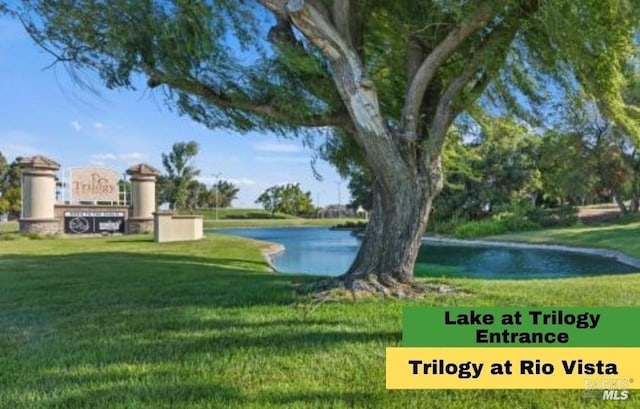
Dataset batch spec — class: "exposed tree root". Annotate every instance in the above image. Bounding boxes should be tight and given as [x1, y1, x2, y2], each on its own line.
[296, 273, 468, 308]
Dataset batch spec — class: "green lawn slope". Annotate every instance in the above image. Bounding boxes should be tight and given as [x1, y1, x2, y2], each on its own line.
[0, 226, 638, 408]
[490, 221, 640, 259]
[177, 208, 361, 228]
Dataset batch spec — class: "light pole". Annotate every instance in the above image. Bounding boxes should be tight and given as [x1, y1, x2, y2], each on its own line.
[212, 172, 222, 221]
[335, 180, 342, 218]
[121, 172, 128, 206]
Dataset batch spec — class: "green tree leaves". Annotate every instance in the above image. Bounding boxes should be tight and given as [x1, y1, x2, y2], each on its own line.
[0, 153, 22, 217]
[159, 141, 200, 210]
[255, 183, 314, 216]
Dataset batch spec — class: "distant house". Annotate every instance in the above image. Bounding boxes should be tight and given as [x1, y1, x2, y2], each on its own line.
[316, 204, 355, 219]
[355, 205, 369, 219]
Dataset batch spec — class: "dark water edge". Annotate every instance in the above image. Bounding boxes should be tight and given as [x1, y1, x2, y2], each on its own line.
[213, 227, 638, 279]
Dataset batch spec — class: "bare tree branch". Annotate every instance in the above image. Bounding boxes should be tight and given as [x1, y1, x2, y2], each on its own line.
[267, 16, 301, 48]
[427, 69, 480, 152]
[257, 0, 412, 188]
[401, 1, 497, 138]
[259, 0, 289, 16]
[144, 66, 350, 129]
[329, 0, 363, 54]
[427, 28, 519, 153]
[17, 13, 76, 68]
[425, 0, 542, 153]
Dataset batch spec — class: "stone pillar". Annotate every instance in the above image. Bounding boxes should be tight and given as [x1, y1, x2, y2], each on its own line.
[18, 155, 61, 234]
[126, 163, 160, 234]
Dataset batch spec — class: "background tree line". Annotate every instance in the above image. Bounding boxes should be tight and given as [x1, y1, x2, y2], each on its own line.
[11, 0, 640, 287]
[156, 141, 239, 211]
[0, 153, 21, 218]
[157, 141, 317, 216]
[343, 105, 640, 235]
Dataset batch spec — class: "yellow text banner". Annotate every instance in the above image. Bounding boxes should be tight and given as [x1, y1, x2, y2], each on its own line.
[386, 347, 640, 389]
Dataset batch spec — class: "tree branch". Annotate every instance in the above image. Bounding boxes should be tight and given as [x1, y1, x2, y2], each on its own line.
[16, 13, 76, 69]
[426, 0, 542, 153]
[257, 0, 412, 189]
[427, 67, 480, 152]
[427, 27, 519, 153]
[259, 0, 290, 17]
[330, 0, 364, 56]
[267, 16, 301, 49]
[144, 66, 350, 129]
[401, 1, 497, 138]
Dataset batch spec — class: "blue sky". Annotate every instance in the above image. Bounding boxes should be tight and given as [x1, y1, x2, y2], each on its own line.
[0, 15, 349, 208]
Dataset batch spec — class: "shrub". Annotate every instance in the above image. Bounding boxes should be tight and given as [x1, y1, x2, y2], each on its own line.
[433, 200, 578, 239]
[453, 219, 509, 238]
[332, 221, 367, 230]
[452, 214, 540, 238]
[525, 206, 578, 227]
[428, 220, 458, 235]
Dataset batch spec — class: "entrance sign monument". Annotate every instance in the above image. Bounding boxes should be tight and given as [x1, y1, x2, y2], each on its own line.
[127, 163, 161, 234]
[63, 211, 126, 234]
[18, 155, 160, 235]
[70, 167, 119, 202]
[18, 155, 60, 233]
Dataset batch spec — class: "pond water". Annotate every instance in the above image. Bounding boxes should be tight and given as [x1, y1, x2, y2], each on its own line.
[216, 227, 638, 279]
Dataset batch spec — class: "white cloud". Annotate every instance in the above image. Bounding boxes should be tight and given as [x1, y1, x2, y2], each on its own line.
[71, 121, 82, 132]
[90, 152, 144, 163]
[91, 153, 117, 161]
[93, 122, 105, 130]
[118, 152, 144, 161]
[254, 156, 309, 163]
[252, 141, 303, 153]
[197, 176, 257, 186]
[228, 178, 257, 186]
[274, 180, 300, 186]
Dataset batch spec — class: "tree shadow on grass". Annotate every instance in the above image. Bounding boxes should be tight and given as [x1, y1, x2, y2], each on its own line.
[104, 237, 155, 243]
[9, 377, 378, 409]
[0, 251, 303, 308]
[0, 251, 397, 408]
[21, 381, 243, 409]
[258, 390, 376, 407]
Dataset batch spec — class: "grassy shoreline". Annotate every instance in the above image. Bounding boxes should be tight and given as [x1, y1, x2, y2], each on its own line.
[488, 221, 640, 259]
[204, 217, 360, 229]
[1, 223, 639, 408]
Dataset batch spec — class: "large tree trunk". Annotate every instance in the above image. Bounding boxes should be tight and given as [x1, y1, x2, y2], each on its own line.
[341, 157, 444, 291]
[344, 183, 432, 283]
[613, 193, 627, 213]
[630, 173, 640, 213]
[259, 0, 476, 295]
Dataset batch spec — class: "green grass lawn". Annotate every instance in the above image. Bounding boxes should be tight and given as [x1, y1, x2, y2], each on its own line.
[490, 221, 640, 259]
[176, 207, 363, 228]
[204, 217, 362, 229]
[182, 208, 300, 220]
[0, 221, 18, 233]
[0, 227, 638, 408]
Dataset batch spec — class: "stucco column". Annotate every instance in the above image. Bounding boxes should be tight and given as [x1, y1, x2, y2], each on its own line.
[126, 163, 160, 233]
[18, 155, 61, 234]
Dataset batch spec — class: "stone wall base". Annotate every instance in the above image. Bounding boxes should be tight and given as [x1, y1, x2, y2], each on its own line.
[19, 219, 61, 234]
[127, 218, 154, 234]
